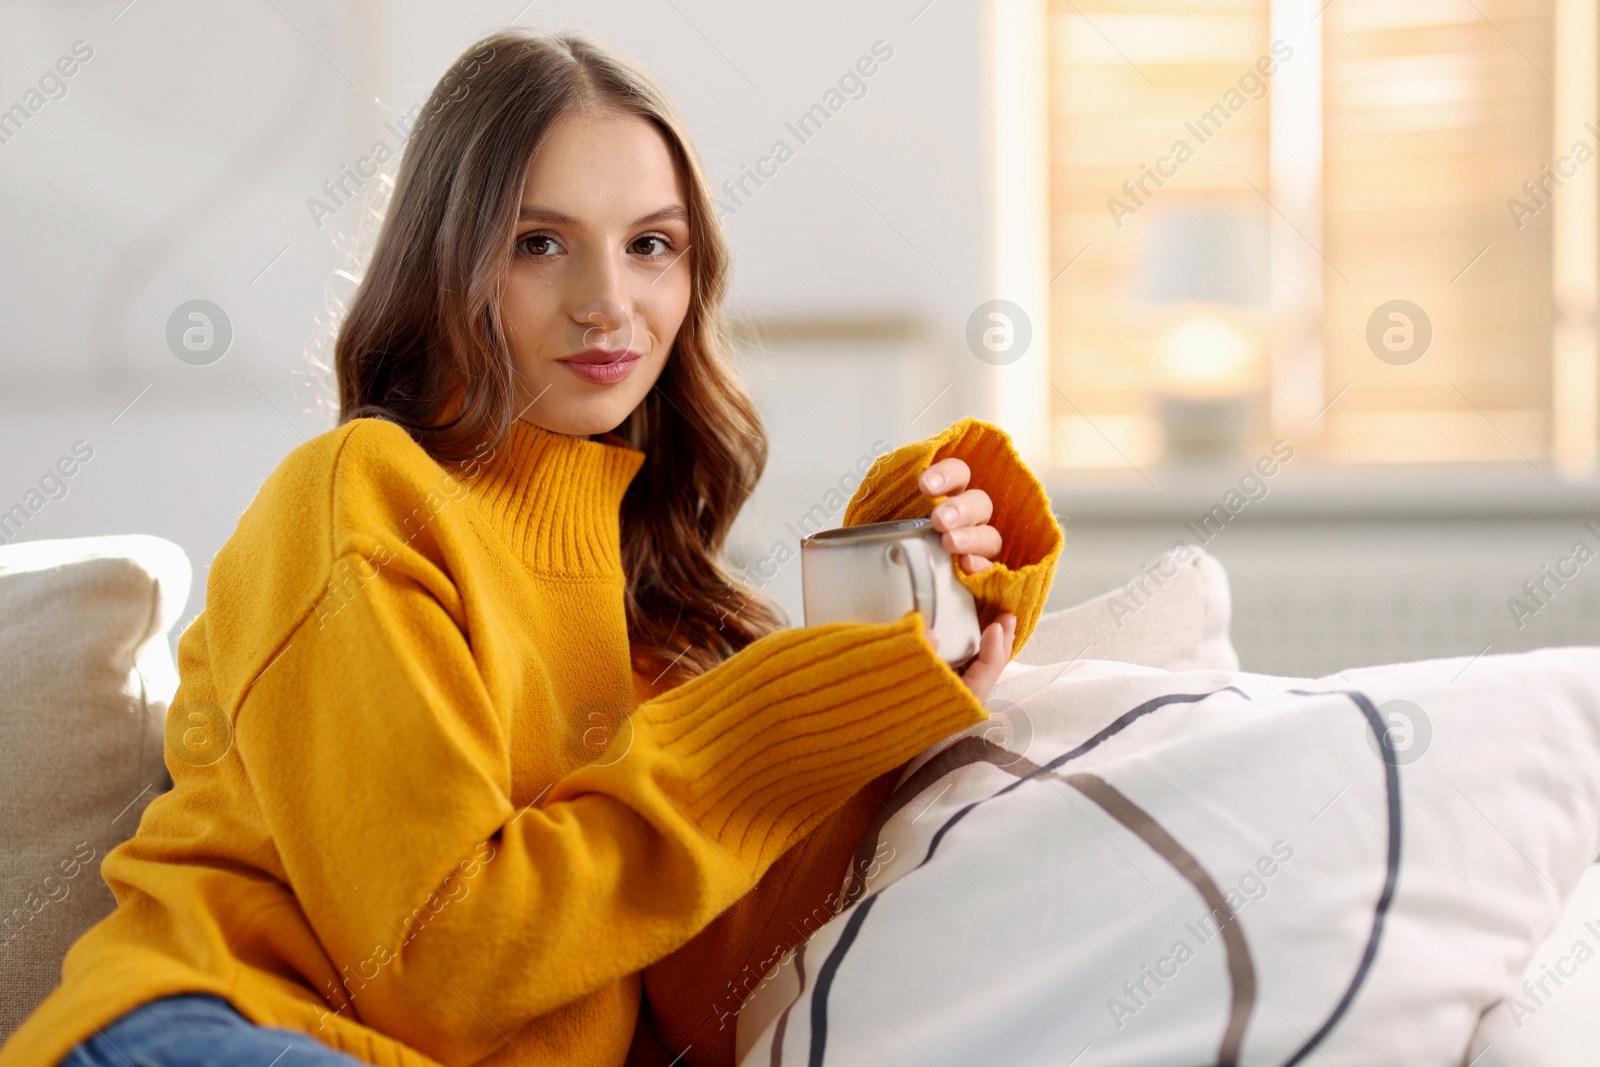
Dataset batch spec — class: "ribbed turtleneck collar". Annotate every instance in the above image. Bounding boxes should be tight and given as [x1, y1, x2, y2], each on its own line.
[459, 417, 645, 578]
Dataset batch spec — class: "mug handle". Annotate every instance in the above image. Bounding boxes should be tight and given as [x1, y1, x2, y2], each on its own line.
[887, 538, 938, 627]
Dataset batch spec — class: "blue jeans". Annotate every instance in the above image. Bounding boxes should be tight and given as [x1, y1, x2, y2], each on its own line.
[61, 993, 367, 1066]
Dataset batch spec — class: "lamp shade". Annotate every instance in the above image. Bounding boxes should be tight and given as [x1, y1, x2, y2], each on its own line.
[1136, 209, 1269, 305]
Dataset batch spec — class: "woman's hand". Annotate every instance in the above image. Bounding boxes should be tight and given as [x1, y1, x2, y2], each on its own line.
[927, 611, 1016, 705]
[917, 456, 1014, 703]
[918, 458, 1000, 574]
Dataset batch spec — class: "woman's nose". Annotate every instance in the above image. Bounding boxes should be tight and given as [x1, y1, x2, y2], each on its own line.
[571, 297, 633, 354]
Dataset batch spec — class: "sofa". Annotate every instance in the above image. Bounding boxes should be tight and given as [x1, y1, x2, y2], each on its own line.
[2, 533, 1593, 1064]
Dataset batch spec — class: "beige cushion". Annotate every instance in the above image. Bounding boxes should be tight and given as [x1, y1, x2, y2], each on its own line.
[1017, 543, 1239, 671]
[0, 534, 188, 1039]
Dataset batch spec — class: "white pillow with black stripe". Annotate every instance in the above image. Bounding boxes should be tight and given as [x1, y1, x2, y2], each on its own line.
[734, 648, 1600, 1067]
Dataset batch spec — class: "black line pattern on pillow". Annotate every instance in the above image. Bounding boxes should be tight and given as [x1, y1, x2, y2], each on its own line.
[800, 690, 1243, 1067]
[1064, 771, 1258, 1065]
[1277, 690, 1402, 1067]
[781, 686, 1401, 1067]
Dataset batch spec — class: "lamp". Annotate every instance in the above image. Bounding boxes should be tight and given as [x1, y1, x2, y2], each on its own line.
[1135, 209, 1269, 457]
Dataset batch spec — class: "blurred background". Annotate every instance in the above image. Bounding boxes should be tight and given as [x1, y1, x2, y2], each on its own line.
[2, 0, 1599, 675]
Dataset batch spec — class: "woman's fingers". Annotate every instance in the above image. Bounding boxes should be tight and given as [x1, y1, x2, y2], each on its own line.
[935, 493, 1001, 571]
[955, 612, 1017, 704]
[955, 623, 1003, 700]
[914, 460, 1015, 695]
[929, 488, 993, 533]
[941, 523, 1002, 560]
[918, 457, 971, 498]
[921, 462, 1002, 570]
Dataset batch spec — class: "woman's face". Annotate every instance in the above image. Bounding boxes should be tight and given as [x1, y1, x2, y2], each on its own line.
[502, 108, 693, 437]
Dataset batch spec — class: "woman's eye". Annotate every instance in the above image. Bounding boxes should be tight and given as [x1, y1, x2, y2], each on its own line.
[632, 235, 674, 258]
[516, 233, 561, 258]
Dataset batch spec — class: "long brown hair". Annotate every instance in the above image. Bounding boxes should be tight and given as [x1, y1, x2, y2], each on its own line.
[334, 28, 784, 683]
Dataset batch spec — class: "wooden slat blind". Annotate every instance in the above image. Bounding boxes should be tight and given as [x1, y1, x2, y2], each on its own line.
[1048, 0, 1273, 467]
[1046, 0, 1559, 466]
[1321, 0, 1554, 462]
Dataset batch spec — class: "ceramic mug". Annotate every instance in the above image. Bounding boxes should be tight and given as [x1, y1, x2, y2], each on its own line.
[800, 517, 983, 669]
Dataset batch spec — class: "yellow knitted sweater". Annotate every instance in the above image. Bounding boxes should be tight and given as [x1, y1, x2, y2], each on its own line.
[0, 415, 1061, 1067]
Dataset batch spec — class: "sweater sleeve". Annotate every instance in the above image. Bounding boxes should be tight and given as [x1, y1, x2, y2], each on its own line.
[231, 547, 987, 1064]
[843, 416, 1064, 654]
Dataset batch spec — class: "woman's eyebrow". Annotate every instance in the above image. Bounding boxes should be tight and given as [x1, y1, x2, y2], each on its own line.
[516, 204, 688, 227]
[631, 205, 688, 227]
[517, 205, 580, 226]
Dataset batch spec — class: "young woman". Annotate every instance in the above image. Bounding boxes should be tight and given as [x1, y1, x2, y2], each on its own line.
[3, 29, 1061, 1067]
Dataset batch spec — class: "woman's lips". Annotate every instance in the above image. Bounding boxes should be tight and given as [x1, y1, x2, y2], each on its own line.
[557, 349, 643, 385]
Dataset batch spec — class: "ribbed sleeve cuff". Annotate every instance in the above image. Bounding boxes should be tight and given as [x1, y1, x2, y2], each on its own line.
[633, 613, 988, 876]
[842, 417, 1064, 653]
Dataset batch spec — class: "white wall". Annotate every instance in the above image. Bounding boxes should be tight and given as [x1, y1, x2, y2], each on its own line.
[0, 0, 1001, 631]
